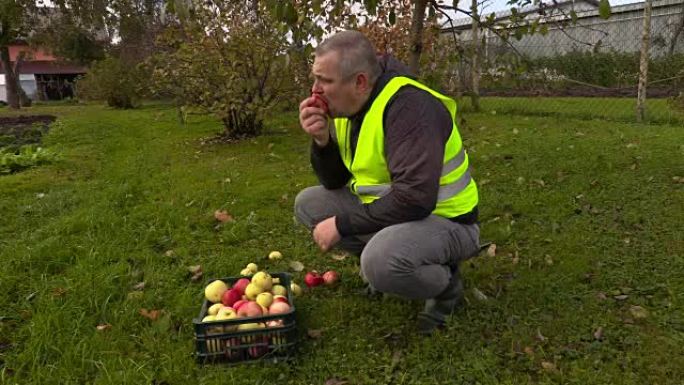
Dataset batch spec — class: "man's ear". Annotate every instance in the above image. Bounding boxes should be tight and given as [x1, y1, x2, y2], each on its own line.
[355, 72, 370, 93]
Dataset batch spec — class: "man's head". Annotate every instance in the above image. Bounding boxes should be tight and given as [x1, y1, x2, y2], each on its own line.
[311, 30, 381, 117]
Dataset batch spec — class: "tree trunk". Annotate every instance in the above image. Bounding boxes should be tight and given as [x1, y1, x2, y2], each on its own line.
[0, 45, 20, 109]
[668, 2, 684, 56]
[636, 0, 652, 122]
[408, 0, 428, 76]
[470, 0, 481, 112]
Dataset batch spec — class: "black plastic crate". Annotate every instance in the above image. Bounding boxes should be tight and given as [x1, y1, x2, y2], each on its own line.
[193, 272, 297, 364]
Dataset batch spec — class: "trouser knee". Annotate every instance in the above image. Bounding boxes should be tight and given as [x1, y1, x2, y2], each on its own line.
[293, 186, 322, 227]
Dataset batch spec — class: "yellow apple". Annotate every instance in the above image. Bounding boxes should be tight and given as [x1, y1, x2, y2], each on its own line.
[251, 271, 273, 291]
[256, 292, 273, 308]
[204, 280, 228, 303]
[246, 263, 258, 273]
[244, 282, 263, 300]
[268, 251, 282, 260]
[290, 282, 303, 296]
[271, 284, 287, 296]
[240, 268, 253, 276]
[207, 303, 223, 316]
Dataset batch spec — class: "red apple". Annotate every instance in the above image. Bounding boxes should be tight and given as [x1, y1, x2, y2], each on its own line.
[311, 93, 329, 115]
[232, 278, 251, 296]
[232, 299, 248, 312]
[268, 301, 291, 315]
[322, 270, 339, 285]
[237, 301, 263, 318]
[272, 295, 288, 304]
[221, 288, 242, 307]
[305, 271, 324, 287]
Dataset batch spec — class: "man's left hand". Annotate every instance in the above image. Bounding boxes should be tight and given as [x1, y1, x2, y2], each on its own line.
[313, 216, 341, 252]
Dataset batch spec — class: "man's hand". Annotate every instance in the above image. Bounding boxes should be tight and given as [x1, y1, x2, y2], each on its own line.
[299, 96, 330, 147]
[313, 216, 341, 252]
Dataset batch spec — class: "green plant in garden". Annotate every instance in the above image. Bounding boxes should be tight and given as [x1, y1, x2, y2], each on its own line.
[0, 145, 58, 174]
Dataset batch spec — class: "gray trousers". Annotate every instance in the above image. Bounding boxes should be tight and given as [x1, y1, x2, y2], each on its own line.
[294, 186, 480, 300]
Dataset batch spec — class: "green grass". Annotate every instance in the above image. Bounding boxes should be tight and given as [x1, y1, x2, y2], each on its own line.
[0, 101, 683, 384]
[457, 96, 684, 126]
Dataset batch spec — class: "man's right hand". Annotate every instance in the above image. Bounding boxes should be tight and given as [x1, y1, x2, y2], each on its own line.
[299, 96, 330, 147]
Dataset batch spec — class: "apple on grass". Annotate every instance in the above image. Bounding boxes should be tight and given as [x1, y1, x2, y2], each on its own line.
[290, 282, 303, 296]
[268, 251, 282, 260]
[305, 271, 324, 287]
[322, 270, 339, 285]
[246, 263, 258, 273]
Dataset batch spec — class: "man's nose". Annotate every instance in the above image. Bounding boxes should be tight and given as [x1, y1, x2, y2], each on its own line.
[311, 80, 323, 94]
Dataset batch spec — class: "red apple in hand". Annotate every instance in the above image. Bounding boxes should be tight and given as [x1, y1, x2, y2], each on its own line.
[311, 93, 329, 115]
[305, 271, 325, 287]
[322, 270, 339, 285]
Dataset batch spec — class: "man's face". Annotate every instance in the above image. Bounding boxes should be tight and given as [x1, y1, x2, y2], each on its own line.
[311, 51, 364, 117]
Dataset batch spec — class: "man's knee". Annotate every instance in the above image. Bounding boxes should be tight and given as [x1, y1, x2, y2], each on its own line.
[294, 186, 325, 227]
[360, 231, 411, 294]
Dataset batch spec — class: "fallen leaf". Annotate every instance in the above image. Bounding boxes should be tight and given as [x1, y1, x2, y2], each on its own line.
[512, 251, 520, 265]
[544, 254, 554, 265]
[190, 271, 203, 282]
[51, 287, 68, 297]
[332, 253, 348, 261]
[324, 379, 348, 385]
[188, 265, 202, 275]
[472, 287, 488, 301]
[132, 282, 145, 291]
[541, 361, 557, 372]
[214, 210, 234, 223]
[614, 295, 629, 301]
[139, 308, 161, 321]
[523, 346, 534, 355]
[486, 244, 497, 257]
[629, 305, 648, 319]
[164, 250, 175, 257]
[596, 292, 607, 300]
[535, 329, 546, 342]
[127, 291, 143, 300]
[96, 323, 112, 331]
[289, 261, 304, 272]
[593, 326, 604, 340]
[307, 329, 323, 339]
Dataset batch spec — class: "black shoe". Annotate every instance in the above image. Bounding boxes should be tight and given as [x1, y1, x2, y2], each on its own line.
[417, 270, 464, 335]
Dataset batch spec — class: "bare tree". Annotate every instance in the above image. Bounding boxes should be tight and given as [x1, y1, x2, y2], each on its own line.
[636, 0, 653, 122]
[669, 1, 684, 56]
[409, 0, 428, 75]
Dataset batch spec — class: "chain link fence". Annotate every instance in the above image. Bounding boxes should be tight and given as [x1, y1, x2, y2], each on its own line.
[440, 0, 684, 125]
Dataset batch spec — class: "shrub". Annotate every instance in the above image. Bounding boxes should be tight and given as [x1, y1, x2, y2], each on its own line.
[76, 56, 146, 109]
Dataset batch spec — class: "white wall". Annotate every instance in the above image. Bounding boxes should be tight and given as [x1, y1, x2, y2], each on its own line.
[0, 74, 38, 102]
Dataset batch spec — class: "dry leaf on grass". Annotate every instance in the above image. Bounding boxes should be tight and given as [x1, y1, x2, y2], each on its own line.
[472, 288, 488, 301]
[188, 265, 202, 275]
[51, 287, 68, 297]
[164, 250, 175, 257]
[132, 282, 145, 291]
[523, 346, 534, 355]
[332, 253, 348, 261]
[324, 379, 348, 385]
[214, 210, 234, 223]
[139, 308, 161, 321]
[307, 329, 323, 339]
[486, 244, 497, 257]
[593, 326, 604, 340]
[629, 305, 648, 319]
[96, 323, 112, 331]
[535, 329, 546, 342]
[541, 361, 557, 372]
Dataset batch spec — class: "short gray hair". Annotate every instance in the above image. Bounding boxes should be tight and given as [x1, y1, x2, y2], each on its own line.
[315, 30, 381, 84]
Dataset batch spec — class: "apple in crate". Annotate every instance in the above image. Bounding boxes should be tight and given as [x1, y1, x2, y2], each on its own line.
[237, 301, 263, 318]
[232, 278, 251, 296]
[221, 288, 242, 307]
[238, 323, 269, 358]
[204, 280, 228, 303]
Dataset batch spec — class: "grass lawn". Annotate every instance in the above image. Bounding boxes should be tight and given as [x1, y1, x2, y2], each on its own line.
[0, 101, 682, 384]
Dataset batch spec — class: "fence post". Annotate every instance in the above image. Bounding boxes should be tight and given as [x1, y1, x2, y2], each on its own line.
[636, 0, 653, 122]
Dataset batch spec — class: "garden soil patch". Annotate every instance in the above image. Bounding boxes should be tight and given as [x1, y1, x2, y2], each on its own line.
[0, 115, 56, 147]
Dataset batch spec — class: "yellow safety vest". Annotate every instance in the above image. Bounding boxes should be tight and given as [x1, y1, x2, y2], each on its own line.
[333, 76, 478, 218]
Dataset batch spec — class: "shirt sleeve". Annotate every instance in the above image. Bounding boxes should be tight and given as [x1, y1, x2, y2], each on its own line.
[335, 87, 452, 236]
[310, 133, 352, 190]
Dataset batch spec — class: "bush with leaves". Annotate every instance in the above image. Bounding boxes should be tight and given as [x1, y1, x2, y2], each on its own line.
[148, 2, 295, 139]
[76, 56, 146, 109]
